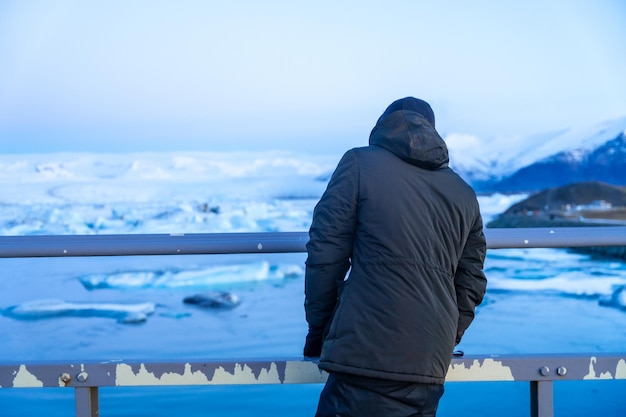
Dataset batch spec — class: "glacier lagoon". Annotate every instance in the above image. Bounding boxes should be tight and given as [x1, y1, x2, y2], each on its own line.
[0, 151, 625, 416]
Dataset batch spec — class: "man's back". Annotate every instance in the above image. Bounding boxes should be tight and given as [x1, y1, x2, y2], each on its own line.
[305, 97, 487, 417]
[313, 145, 483, 383]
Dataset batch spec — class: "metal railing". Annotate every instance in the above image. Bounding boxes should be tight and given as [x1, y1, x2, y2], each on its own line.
[1, 226, 625, 258]
[1, 226, 626, 417]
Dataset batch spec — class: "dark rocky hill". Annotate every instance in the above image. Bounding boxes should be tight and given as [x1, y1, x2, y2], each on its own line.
[500, 181, 626, 216]
[487, 181, 626, 261]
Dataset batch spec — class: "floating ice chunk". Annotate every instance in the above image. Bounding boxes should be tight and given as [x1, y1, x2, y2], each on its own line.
[118, 311, 151, 324]
[272, 264, 304, 279]
[2, 299, 156, 324]
[183, 292, 241, 309]
[80, 272, 159, 289]
[79, 261, 303, 290]
[599, 286, 626, 311]
[486, 273, 626, 297]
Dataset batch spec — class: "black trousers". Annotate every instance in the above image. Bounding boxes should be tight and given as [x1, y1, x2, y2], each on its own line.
[315, 372, 444, 417]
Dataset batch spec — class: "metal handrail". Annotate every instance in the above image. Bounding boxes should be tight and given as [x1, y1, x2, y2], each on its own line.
[0, 226, 625, 258]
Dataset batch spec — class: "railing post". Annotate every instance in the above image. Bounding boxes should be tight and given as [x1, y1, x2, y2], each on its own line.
[75, 386, 99, 417]
[530, 380, 553, 417]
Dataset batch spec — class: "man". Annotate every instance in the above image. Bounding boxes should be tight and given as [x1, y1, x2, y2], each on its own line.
[304, 97, 487, 417]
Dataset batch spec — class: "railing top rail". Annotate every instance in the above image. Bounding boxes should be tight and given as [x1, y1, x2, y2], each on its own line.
[0, 226, 625, 258]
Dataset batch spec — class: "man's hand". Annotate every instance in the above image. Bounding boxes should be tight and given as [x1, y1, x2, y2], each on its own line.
[303, 327, 323, 358]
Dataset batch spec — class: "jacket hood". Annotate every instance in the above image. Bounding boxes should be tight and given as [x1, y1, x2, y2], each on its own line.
[368, 98, 449, 170]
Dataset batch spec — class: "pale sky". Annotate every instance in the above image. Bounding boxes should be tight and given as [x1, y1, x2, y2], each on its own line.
[1, 0, 625, 154]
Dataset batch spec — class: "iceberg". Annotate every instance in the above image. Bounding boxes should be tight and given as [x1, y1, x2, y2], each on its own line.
[2, 299, 156, 324]
[79, 262, 304, 290]
[183, 292, 241, 309]
[599, 285, 626, 311]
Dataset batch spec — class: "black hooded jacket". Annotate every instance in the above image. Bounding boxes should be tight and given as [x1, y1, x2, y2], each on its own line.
[304, 98, 487, 384]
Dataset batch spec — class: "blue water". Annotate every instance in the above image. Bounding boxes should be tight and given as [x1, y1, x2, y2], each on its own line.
[1, 249, 626, 416]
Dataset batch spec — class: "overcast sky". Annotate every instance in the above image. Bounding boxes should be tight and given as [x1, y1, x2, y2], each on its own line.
[1, 0, 625, 154]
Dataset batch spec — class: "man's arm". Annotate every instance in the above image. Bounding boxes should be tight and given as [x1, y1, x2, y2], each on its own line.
[304, 151, 359, 357]
[454, 214, 487, 345]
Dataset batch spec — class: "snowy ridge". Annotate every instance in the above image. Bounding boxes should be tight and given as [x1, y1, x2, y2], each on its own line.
[2, 115, 625, 191]
[446, 115, 626, 184]
[0, 151, 339, 183]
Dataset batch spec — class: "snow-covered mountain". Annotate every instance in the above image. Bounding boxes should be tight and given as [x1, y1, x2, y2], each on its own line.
[446, 116, 626, 192]
[493, 132, 626, 192]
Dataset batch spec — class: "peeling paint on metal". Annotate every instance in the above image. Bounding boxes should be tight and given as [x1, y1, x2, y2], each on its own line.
[115, 363, 210, 386]
[111, 361, 326, 386]
[12, 365, 44, 387]
[284, 361, 327, 384]
[615, 359, 626, 379]
[210, 362, 282, 384]
[583, 357, 613, 380]
[447, 359, 515, 381]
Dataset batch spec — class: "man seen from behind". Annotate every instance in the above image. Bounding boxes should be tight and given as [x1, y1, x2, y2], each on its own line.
[304, 97, 487, 417]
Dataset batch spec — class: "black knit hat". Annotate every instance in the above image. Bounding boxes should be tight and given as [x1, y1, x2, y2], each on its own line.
[379, 97, 435, 128]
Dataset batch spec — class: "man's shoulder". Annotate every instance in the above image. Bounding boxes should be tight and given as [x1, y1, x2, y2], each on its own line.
[344, 145, 372, 155]
[338, 146, 383, 165]
[344, 145, 394, 159]
[446, 167, 477, 192]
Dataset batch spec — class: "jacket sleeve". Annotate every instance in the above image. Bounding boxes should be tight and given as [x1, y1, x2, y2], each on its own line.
[454, 213, 487, 345]
[304, 151, 359, 357]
